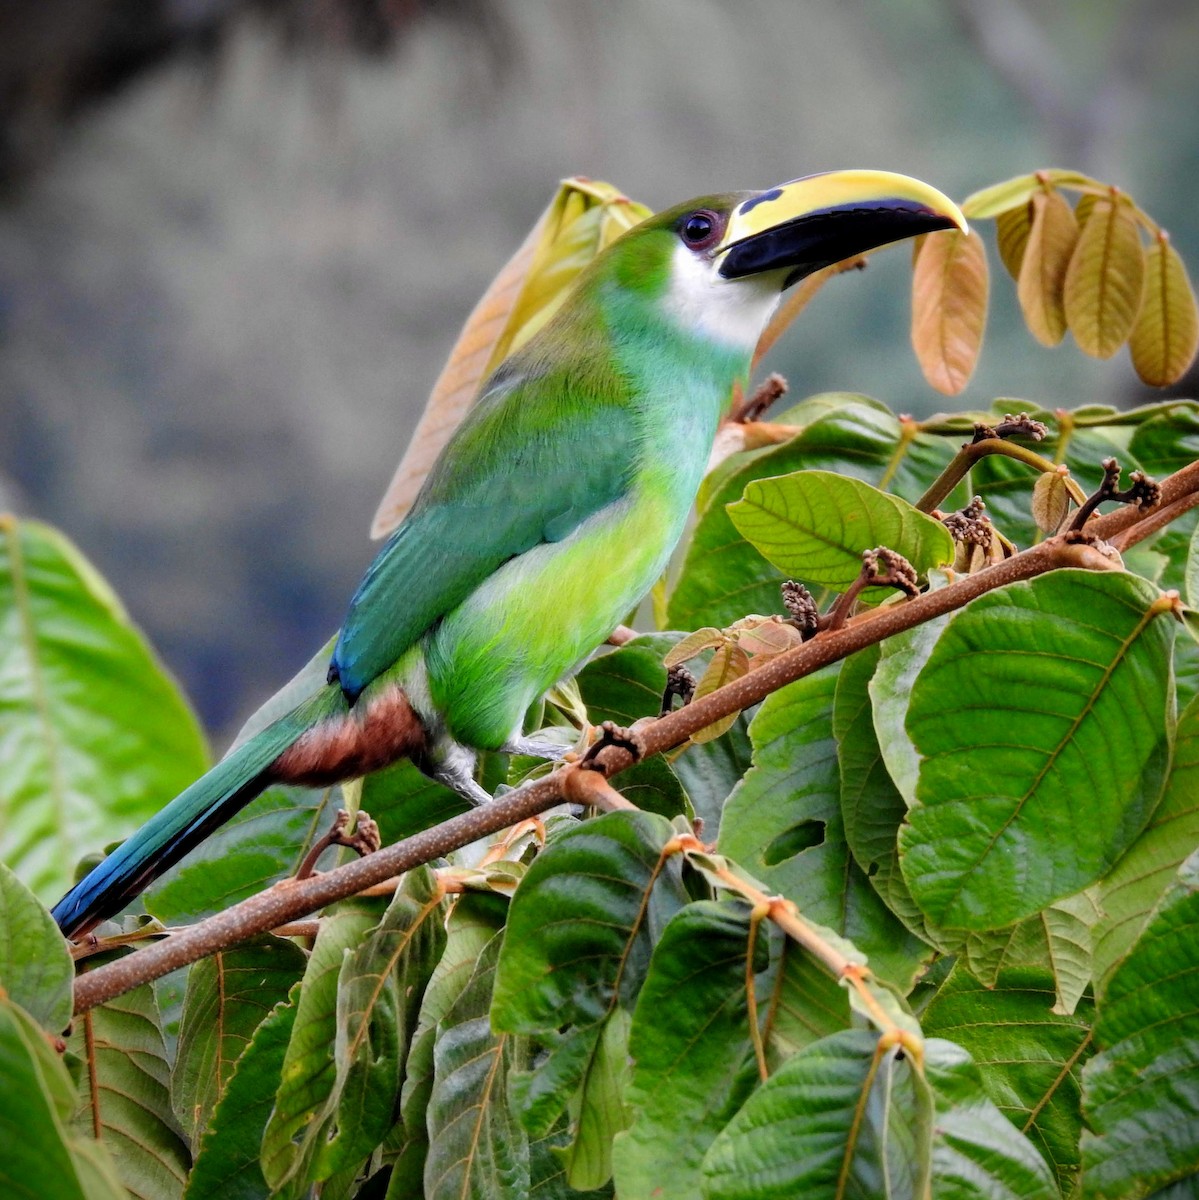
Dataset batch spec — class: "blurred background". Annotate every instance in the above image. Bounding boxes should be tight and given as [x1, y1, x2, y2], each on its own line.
[2, 0, 1197, 744]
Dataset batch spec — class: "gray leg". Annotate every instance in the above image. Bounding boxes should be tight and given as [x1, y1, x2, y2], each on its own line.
[421, 739, 492, 806]
[502, 735, 572, 760]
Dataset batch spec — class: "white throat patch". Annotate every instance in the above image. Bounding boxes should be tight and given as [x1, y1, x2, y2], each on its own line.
[660, 242, 783, 351]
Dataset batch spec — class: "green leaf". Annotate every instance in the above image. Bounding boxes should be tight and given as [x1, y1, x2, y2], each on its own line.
[425, 932, 528, 1200]
[0, 996, 126, 1200]
[700, 1028, 934, 1200]
[185, 988, 298, 1200]
[389, 893, 509, 1197]
[612, 901, 766, 1200]
[0, 516, 208, 903]
[260, 899, 384, 1191]
[316, 865, 446, 1177]
[869, 609, 952, 809]
[900, 571, 1175, 930]
[171, 935, 307, 1146]
[493, 811, 687, 1035]
[719, 667, 930, 989]
[1094, 693, 1199, 995]
[564, 1005, 632, 1190]
[0, 862, 73, 1032]
[1081, 849, 1199, 1198]
[925, 1038, 1061, 1200]
[69, 983, 191, 1200]
[727, 470, 955, 591]
[922, 966, 1092, 1193]
[492, 812, 689, 1134]
[835, 645, 931, 941]
[668, 401, 959, 632]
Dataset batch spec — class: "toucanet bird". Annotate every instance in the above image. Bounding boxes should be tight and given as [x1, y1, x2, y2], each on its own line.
[52, 170, 966, 938]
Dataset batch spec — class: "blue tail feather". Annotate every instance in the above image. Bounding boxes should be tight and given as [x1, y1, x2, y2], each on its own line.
[52, 718, 301, 938]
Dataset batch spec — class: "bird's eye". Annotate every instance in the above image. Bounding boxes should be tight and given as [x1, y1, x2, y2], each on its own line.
[679, 209, 721, 250]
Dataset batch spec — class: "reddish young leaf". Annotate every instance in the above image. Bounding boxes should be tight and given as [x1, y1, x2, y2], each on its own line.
[911, 228, 990, 395]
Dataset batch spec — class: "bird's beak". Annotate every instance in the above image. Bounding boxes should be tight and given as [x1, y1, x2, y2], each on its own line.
[717, 169, 967, 287]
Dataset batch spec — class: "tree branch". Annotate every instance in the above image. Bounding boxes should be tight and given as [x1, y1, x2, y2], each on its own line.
[71, 457, 1199, 1016]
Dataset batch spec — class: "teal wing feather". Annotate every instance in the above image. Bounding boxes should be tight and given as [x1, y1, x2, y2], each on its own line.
[331, 349, 636, 699]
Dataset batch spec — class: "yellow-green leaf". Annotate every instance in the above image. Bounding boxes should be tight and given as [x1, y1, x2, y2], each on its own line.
[911, 228, 990, 395]
[1129, 232, 1199, 387]
[691, 643, 750, 744]
[1063, 196, 1146, 359]
[961, 174, 1040, 220]
[1017, 189, 1079, 346]
[663, 627, 725, 668]
[996, 202, 1034, 279]
[371, 178, 651, 535]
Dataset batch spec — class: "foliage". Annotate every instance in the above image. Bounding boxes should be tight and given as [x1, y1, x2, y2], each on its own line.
[2, 171, 1199, 1199]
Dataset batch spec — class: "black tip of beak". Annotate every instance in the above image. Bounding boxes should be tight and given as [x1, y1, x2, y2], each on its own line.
[719, 202, 960, 286]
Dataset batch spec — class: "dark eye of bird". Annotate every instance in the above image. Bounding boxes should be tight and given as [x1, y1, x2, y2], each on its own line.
[680, 210, 720, 249]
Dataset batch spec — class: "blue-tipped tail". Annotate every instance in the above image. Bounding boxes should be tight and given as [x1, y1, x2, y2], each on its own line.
[52, 719, 298, 939]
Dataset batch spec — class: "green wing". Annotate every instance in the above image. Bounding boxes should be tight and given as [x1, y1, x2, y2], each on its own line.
[330, 354, 636, 700]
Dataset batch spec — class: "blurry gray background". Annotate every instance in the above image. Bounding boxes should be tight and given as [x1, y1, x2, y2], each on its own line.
[2, 0, 1197, 743]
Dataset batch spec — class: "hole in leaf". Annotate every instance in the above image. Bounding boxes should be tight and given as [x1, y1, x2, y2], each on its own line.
[763, 819, 825, 864]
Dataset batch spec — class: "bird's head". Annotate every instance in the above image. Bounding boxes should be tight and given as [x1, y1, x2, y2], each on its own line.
[605, 169, 967, 351]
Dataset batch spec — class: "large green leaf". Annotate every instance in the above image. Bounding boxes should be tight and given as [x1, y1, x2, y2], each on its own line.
[0, 996, 127, 1200]
[185, 989, 298, 1200]
[612, 901, 766, 1200]
[727, 470, 954, 590]
[1093, 692, 1199, 996]
[171, 935, 307, 1146]
[492, 812, 690, 1137]
[700, 1028, 934, 1200]
[925, 1038, 1060, 1200]
[315, 866, 446, 1178]
[0, 516, 208, 901]
[922, 966, 1092, 1193]
[668, 400, 960, 632]
[260, 899, 385, 1191]
[900, 571, 1175, 930]
[718, 667, 929, 989]
[1081, 849, 1199, 1199]
[425, 932, 528, 1200]
[388, 893, 509, 1197]
[68, 983, 191, 1200]
[0, 862, 73, 1032]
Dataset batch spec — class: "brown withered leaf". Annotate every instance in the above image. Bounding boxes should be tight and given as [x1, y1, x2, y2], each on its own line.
[1017, 189, 1079, 346]
[1130, 231, 1199, 387]
[371, 179, 651, 537]
[1063, 194, 1146, 359]
[1031, 469, 1072, 534]
[996, 202, 1034, 279]
[910, 227, 990, 395]
[689, 642, 750, 744]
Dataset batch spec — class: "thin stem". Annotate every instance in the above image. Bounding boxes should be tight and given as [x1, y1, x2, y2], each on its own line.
[916, 438, 1085, 513]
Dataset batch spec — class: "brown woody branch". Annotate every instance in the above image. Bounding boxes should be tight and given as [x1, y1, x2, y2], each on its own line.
[71, 458, 1199, 1016]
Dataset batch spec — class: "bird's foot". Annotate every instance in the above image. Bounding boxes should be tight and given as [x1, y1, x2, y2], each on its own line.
[580, 720, 645, 771]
